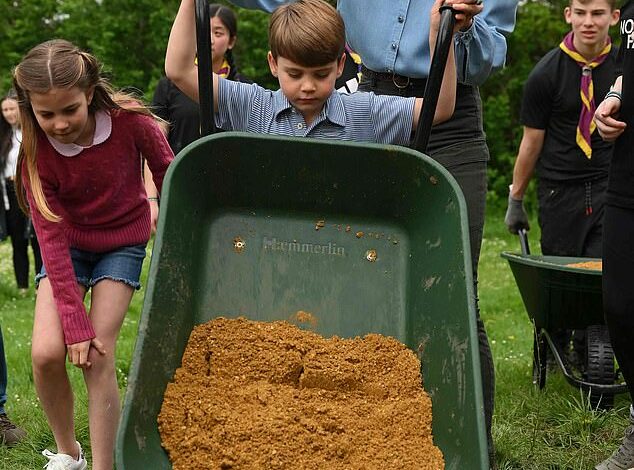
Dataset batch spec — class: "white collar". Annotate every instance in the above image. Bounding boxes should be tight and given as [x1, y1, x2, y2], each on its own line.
[46, 110, 112, 157]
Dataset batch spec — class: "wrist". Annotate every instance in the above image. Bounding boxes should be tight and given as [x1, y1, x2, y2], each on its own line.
[508, 184, 523, 201]
[605, 90, 622, 102]
[148, 197, 159, 203]
[460, 18, 474, 33]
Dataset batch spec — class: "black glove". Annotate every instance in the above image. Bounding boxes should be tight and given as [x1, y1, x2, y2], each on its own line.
[504, 195, 529, 234]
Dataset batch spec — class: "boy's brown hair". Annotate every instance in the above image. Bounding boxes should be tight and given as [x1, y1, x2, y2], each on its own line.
[269, 0, 345, 67]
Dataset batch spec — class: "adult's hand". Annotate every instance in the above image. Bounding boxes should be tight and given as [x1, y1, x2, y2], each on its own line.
[444, 0, 484, 31]
[595, 96, 626, 142]
[504, 195, 529, 234]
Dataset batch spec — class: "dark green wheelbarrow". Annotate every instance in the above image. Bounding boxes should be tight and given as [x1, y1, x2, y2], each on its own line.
[115, 133, 489, 469]
[115, 2, 489, 468]
[502, 230, 628, 409]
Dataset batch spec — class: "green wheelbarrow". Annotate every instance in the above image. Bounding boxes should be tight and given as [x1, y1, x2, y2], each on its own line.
[115, 133, 489, 469]
[115, 1, 489, 468]
[502, 230, 628, 409]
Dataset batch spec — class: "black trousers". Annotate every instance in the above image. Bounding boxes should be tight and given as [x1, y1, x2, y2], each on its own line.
[538, 178, 606, 258]
[5, 180, 42, 288]
[359, 74, 496, 462]
[603, 204, 634, 403]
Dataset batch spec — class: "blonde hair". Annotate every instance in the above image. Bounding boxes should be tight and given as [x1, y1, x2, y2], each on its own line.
[269, 0, 345, 67]
[12, 39, 165, 222]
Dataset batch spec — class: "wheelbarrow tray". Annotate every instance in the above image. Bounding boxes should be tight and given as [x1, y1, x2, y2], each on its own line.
[501, 252, 602, 331]
[116, 132, 489, 469]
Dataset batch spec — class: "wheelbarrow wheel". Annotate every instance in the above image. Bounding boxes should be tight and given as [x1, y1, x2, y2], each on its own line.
[585, 324, 615, 410]
[532, 327, 547, 389]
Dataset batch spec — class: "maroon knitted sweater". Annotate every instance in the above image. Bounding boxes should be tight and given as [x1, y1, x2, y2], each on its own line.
[24, 110, 174, 345]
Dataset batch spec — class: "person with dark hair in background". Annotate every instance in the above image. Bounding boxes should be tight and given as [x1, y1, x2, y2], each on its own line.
[153, 3, 251, 155]
[1, 89, 42, 295]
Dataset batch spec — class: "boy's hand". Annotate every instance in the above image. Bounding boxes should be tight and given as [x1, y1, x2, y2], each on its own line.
[504, 195, 529, 234]
[595, 96, 626, 142]
[442, 0, 484, 32]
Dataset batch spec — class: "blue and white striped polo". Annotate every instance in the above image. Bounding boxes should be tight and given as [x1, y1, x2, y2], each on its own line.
[215, 78, 415, 145]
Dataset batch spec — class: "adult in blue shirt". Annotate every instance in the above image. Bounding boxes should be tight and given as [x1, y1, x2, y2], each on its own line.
[231, 1, 518, 466]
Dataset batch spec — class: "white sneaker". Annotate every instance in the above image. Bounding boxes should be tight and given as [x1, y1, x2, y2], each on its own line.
[42, 441, 87, 470]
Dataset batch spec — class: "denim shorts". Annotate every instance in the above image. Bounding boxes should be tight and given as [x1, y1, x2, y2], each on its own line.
[35, 243, 147, 290]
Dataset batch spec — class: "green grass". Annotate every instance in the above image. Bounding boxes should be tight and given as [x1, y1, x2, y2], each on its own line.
[0, 208, 631, 469]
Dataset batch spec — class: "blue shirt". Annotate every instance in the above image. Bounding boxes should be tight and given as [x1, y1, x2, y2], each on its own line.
[230, 0, 518, 85]
[216, 78, 415, 145]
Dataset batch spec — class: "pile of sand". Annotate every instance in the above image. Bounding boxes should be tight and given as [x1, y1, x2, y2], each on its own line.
[159, 317, 444, 469]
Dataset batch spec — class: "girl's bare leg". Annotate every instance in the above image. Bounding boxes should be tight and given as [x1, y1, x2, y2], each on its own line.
[32, 278, 87, 460]
[83, 279, 134, 470]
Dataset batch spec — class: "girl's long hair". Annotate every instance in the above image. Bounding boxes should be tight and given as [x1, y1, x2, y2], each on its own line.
[12, 39, 163, 221]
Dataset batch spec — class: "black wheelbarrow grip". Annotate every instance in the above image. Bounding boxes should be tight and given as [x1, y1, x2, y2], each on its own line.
[195, 0, 216, 135]
[518, 228, 530, 256]
[412, 5, 457, 153]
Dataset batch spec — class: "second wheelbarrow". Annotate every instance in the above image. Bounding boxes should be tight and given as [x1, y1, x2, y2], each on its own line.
[502, 230, 628, 409]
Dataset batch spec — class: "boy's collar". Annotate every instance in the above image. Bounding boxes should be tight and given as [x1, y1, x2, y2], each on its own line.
[272, 90, 346, 127]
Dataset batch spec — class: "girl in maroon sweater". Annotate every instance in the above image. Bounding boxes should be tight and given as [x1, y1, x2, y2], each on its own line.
[13, 40, 174, 470]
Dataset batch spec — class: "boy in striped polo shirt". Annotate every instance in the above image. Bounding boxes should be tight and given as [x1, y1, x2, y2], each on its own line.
[165, 0, 477, 145]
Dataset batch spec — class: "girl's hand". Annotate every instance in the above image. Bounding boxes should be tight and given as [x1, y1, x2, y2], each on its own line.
[67, 338, 107, 369]
[595, 97, 626, 142]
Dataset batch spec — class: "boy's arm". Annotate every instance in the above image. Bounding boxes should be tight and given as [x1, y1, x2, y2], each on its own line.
[413, 0, 481, 129]
[504, 126, 544, 233]
[166, 0, 219, 112]
[509, 127, 544, 200]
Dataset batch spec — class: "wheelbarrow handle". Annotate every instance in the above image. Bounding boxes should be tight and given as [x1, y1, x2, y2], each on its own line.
[411, 5, 457, 153]
[518, 228, 530, 256]
[195, 0, 216, 136]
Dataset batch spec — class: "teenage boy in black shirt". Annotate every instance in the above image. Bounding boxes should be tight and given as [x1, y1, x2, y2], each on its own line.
[504, 0, 619, 369]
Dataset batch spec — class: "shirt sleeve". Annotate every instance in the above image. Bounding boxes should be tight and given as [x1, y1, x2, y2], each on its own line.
[215, 78, 265, 132]
[367, 93, 416, 145]
[454, 0, 518, 86]
[131, 113, 175, 195]
[24, 167, 95, 345]
[519, 63, 553, 130]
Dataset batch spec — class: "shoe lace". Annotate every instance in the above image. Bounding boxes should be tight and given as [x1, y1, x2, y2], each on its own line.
[42, 449, 70, 470]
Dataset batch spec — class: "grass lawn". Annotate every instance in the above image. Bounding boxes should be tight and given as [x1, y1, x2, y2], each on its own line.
[0, 206, 630, 469]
